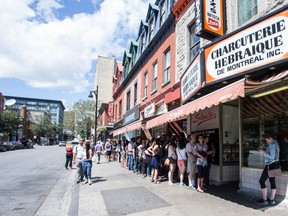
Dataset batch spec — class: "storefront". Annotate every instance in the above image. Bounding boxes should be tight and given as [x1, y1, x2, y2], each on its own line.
[202, 6, 288, 197]
[240, 73, 288, 197]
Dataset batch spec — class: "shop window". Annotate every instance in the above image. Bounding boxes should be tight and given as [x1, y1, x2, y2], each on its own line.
[222, 104, 239, 164]
[242, 90, 288, 171]
[238, 0, 257, 26]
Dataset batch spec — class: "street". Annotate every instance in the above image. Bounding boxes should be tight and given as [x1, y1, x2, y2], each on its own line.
[0, 145, 72, 216]
[0, 146, 287, 216]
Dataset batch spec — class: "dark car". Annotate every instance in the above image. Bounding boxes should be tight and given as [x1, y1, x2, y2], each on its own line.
[20, 138, 34, 148]
[11, 141, 24, 149]
[3, 142, 16, 151]
[0, 142, 7, 152]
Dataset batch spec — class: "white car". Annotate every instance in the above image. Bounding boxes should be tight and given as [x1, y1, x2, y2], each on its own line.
[58, 141, 66, 147]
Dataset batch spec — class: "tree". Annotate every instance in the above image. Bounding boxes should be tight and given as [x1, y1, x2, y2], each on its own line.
[63, 100, 95, 139]
[29, 114, 54, 142]
[0, 110, 20, 135]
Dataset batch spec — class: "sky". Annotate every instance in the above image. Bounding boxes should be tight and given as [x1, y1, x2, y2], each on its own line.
[0, 0, 155, 109]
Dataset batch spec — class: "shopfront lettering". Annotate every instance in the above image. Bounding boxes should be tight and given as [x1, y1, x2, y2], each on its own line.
[205, 12, 288, 83]
[168, 110, 184, 121]
[181, 56, 201, 102]
[193, 111, 216, 126]
[144, 103, 155, 118]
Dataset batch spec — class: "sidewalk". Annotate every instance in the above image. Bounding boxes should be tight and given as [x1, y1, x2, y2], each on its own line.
[78, 159, 288, 216]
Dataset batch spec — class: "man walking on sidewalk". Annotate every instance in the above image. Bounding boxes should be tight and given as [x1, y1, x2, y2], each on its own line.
[73, 138, 85, 183]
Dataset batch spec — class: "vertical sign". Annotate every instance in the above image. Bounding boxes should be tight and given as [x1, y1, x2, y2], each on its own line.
[195, 0, 224, 39]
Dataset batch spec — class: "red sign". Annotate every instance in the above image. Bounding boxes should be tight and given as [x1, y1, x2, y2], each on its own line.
[107, 102, 114, 123]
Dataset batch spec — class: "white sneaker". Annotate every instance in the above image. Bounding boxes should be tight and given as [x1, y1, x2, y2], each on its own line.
[187, 185, 196, 190]
[83, 180, 88, 185]
[88, 179, 92, 185]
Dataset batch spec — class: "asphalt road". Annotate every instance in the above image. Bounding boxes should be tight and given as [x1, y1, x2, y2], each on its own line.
[0, 145, 71, 216]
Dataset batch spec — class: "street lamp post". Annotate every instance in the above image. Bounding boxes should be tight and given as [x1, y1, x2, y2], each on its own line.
[88, 85, 98, 145]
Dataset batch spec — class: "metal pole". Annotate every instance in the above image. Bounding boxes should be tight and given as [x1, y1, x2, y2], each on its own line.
[94, 85, 98, 145]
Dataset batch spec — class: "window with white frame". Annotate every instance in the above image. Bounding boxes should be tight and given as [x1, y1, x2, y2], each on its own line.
[189, 24, 200, 62]
[119, 100, 122, 117]
[163, 49, 170, 84]
[148, 16, 154, 42]
[238, 0, 257, 26]
[152, 62, 158, 92]
[126, 90, 131, 111]
[159, 0, 166, 27]
[140, 31, 146, 53]
[131, 47, 136, 66]
[144, 72, 148, 98]
[134, 82, 138, 105]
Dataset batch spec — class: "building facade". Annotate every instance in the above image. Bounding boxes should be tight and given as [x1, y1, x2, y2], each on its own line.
[110, 0, 288, 198]
[92, 56, 121, 140]
[3, 95, 65, 140]
[111, 0, 177, 140]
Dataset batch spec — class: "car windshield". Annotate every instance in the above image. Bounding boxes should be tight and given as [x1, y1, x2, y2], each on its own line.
[71, 142, 79, 146]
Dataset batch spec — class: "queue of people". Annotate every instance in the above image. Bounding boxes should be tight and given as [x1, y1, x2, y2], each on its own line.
[112, 132, 215, 192]
[64, 132, 280, 205]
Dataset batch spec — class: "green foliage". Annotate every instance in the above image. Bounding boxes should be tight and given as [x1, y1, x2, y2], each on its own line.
[29, 115, 54, 137]
[63, 100, 96, 138]
[0, 110, 20, 135]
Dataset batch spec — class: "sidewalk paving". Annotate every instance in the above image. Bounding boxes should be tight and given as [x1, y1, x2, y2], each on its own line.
[78, 159, 288, 216]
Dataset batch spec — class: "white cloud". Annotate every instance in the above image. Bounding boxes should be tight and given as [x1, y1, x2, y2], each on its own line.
[0, 0, 154, 93]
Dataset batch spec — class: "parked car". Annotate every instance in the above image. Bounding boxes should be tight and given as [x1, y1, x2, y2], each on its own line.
[0, 142, 7, 152]
[58, 141, 66, 147]
[20, 138, 34, 148]
[2, 142, 16, 151]
[71, 141, 79, 147]
[11, 141, 24, 149]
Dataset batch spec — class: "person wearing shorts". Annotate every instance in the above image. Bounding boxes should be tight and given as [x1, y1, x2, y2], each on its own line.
[186, 134, 197, 189]
[176, 132, 187, 187]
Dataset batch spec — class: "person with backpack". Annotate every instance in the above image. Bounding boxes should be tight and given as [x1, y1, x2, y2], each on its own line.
[73, 138, 85, 183]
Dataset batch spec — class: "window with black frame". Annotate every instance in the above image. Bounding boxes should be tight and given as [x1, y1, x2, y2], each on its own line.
[189, 24, 200, 63]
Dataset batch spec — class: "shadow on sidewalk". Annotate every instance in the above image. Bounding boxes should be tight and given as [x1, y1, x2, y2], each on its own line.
[91, 176, 107, 184]
[205, 182, 284, 211]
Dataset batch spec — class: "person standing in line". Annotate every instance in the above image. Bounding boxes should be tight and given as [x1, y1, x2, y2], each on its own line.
[133, 136, 142, 174]
[105, 138, 112, 162]
[176, 132, 187, 187]
[142, 139, 153, 178]
[81, 140, 93, 185]
[65, 141, 73, 170]
[127, 137, 135, 170]
[73, 138, 85, 183]
[204, 135, 215, 186]
[150, 138, 161, 184]
[186, 134, 197, 189]
[117, 139, 123, 163]
[167, 137, 177, 185]
[95, 141, 103, 164]
[194, 135, 208, 193]
[257, 134, 280, 205]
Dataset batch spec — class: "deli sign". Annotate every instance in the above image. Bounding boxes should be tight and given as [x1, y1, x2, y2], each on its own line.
[195, 0, 224, 39]
[181, 54, 202, 103]
[205, 8, 288, 84]
[144, 103, 155, 118]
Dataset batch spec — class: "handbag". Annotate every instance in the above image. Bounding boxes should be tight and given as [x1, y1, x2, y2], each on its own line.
[164, 157, 170, 166]
[268, 161, 281, 178]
